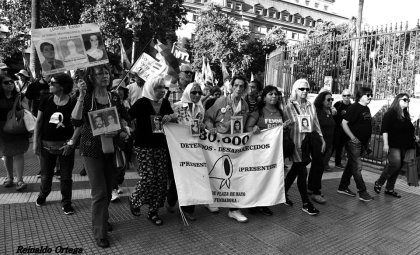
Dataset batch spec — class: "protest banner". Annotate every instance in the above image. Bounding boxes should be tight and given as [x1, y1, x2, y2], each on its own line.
[32, 23, 109, 75]
[131, 53, 165, 82]
[164, 123, 285, 208]
[171, 44, 190, 64]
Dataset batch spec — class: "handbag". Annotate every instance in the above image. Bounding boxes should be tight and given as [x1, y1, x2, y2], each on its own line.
[114, 145, 126, 170]
[3, 94, 27, 134]
[23, 109, 37, 133]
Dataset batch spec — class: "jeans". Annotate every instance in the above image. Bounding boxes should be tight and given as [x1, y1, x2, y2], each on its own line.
[377, 148, 406, 190]
[333, 127, 347, 165]
[83, 154, 116, 240]
[285, 162, 310, 204]
[338, 140, 367, 193]
[39, 147, 74, 206]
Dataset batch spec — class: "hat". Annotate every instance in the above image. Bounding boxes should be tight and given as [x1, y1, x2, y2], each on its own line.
[0, 63, 8, 70]
[180, 64, 193, 73]
[112, 79, 128, 90]
[15, 69, 30, 78]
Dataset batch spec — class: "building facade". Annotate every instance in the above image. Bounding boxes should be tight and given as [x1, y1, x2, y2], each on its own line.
[177, 0, 348, 44]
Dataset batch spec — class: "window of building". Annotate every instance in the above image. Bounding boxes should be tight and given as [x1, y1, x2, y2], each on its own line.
[282, 14, 289, 22]
[194, 0, 201, 3]
[315, 2, 319, 8]
[296, 17, 301, 24]
[203, 0, 208, 2]
[255, 7, 264, 15]
[235, 3, 242, 11]
[254, 25, 261, 33]
[305, 0, 310, 5]
[295, 0, 299, 3]
[227, 1, 233, 8]
[324, 5, 328, 11]
[292, 32, 297, 39]
[192, 14, 198, 21]
[269, 10, 276, 18]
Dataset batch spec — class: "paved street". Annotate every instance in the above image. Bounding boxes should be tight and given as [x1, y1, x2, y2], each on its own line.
[1, 148, 420, 255]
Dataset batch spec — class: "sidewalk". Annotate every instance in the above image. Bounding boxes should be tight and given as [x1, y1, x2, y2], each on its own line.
[1, 149, 420, 254]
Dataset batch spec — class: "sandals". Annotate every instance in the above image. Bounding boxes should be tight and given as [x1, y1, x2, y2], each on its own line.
[129, 200, 141, 216]
[373, 181, 382, 194]
[148, 214, 163, 226]
[384, 190, 401, 198]
[3, 177, 13, 188]
[16, 181, 27, 191]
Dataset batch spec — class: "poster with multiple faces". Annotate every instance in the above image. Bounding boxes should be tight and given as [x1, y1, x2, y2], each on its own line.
[32, 23, 109, 75]
[88, 107, 121, 136]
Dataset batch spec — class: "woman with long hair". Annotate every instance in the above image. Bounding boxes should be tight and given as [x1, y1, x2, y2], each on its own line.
[307, 91, 336, 204]
[374, 93, 418, 198]
[0, 74, 29, 191]
[283, 79, 325, 216]
[71, 65, 128, 248]
[245, 85, 289, 216]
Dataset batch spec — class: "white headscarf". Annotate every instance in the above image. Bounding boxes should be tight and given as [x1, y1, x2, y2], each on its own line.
[142, 76, 165, 101]
[180, 82, 205, 117]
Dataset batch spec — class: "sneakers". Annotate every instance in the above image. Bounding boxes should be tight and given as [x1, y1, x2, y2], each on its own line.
[373, 181, 382, 194]
[16, 181, 27, 191]
[117, 185, 123, 194]
[183, 212, 197, 221]
[228, 210, 248, 223]
[205, 204, 220, 213]
[165, 202, 176, 213]
[3, 177, 13, 188]
[302, 203, 320, 216]
[359, 191, 374, 202]
[111, 189, 119, 202]
[35, 196, 46, 207]
[36, 171, 41, 178]
[337, 188, 356, 197]
[62, 204, 75, 215]
[311, 194, 327, 204]
[335, 164, 344, 169]
[79, 168, 87, 176]
[258, 207, 273, 216]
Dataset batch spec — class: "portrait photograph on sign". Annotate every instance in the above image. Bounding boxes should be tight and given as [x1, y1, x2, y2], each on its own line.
[88, 107, 121, 136]
[298, 115, 312, 133]
[151, 115, 164, 133]
[231, 116, 243, 135]
[59, 38, 87, 63]
[81, 32, 108, 62]
[36, 39, 65, 72]
[190, 119, 200, 137]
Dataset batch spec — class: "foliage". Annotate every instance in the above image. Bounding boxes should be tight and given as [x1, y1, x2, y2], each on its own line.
[191, 5, 286, 83]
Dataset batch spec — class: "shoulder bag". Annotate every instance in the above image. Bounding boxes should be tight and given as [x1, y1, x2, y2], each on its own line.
[3, 94, 27, 134]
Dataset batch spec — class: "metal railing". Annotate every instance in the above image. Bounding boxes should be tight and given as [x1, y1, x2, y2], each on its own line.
[265, 21, 420, 166]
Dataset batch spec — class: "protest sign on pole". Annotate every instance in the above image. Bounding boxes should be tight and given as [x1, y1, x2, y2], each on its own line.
[415, 74, 420, 98]
[323, 76, 333, 91]
[131, 53, 165, 82]
[171, 44, 190, 64]
[32, 23, 109, 75]
[164, 123, 285, 208]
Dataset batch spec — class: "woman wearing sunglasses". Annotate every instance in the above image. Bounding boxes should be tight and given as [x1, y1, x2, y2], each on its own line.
[374, 93, 418, 198]
[283, 79, 325, 216]
[168, 82, 205, 220]
[307, 91, 336, 204]
[0, 75, 29, 191]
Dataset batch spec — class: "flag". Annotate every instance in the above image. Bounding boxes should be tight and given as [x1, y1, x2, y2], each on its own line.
[171, 44, 190, 64]
[250, 72, 254, 82]
[195, 71, 204, 85]
[153, 40, 180, 76]
[201, 56, 207, 82]
[205, 61, 214, 83]
[119, 38, 131, 70]
[220, 60, 229, 81]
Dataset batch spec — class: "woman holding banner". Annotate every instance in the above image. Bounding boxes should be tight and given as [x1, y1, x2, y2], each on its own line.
[204, 75, 249, 223]
[283, 79, 325, 216]
[128, 76, 176, 226]
[245, 85, 290, 216]
[168, 82, 205, 220]
[71, 65, 128, 248]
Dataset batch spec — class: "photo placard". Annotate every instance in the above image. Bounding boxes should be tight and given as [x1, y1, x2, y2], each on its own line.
[88, 106, 121, 136]
[231, 116, 243, 135]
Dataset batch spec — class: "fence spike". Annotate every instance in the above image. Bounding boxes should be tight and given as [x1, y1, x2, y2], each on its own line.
[405, 21, 408, 30]
[417, 19, 420, 29]
[380, 25, 383, 32]
[385, 24, 388, 33]
[400, 21, 403, 31]
[389, 23, 393, 32]
[395, 22, 398, 31]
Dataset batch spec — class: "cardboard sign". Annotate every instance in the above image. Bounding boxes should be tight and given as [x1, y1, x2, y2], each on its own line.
[32, 23, 109, 75]
[131, 53, 165, 82]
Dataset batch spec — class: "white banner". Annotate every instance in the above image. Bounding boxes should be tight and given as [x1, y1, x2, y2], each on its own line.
[32, 23, 109, 75]
[164, 123, 285, 208]
[131, 53, 165, 82]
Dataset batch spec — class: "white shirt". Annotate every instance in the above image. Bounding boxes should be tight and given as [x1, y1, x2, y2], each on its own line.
[127, 82, 143, 106]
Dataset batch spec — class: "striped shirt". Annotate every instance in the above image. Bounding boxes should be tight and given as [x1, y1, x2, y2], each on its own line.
[284, 100, 323, 162]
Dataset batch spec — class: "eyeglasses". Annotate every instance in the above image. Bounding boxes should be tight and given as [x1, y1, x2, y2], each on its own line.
[2, 80, 13, 85]
[365, 94, 373, 98]
[342, 95, 351, 97]
[298, 88, 310, 92]
[94, 72, 110, 76]
[327, 98, 334, 102]
[191, 91, 202, 95]
[401, 98, 410, 103]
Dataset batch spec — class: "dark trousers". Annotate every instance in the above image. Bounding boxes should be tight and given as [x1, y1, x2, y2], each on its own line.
[308, 145, 332, 195]
[113, 165, 126, 190]
[39, 147, 74, 206]
[333, 128, 347, 165]
[83, 154, 116, 240]
[167, 162, 195, 214]
[285, 162, 310, 204]
[377, 148, 406, 190]
[338, 141, 367, 193]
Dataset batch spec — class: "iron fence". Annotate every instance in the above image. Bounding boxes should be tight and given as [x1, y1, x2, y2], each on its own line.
[265, 21, 420, 165]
